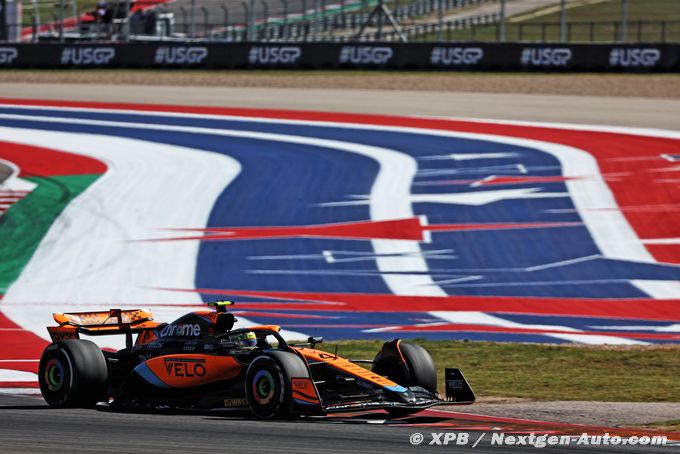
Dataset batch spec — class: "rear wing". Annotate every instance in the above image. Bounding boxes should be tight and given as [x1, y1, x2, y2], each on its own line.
[47, 308, 161, 348]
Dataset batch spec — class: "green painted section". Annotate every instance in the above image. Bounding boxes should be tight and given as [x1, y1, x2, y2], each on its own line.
[0, 174, 101, 293]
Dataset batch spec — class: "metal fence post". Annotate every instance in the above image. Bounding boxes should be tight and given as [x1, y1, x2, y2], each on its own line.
[249, 0, 255, 41]
[559, 0, 566, 42]
[190, 0, 196, 38]
[437, 0, 443, 40]
[281, 0, 288, 39]
[313, 0, 320, 40]
[241, 1, 249, 39]
[301, 0, 307, 40]
[498, 0, 505, 42]
[260, 0, 268, 40]
[661, 20, 666, 42]
[221, 4, 228, 27]
[201, 6, 209, 36]
[620, 0, 628, 42]
[59, 0, 65, 42]
[124, 0, 132, 40]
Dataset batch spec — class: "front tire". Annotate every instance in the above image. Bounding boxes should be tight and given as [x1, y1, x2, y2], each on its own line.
[245, 355, 291, 419]
[245, 351, 311, 419]
[38, 339, 108, 408]
[372, 340, 437, 393]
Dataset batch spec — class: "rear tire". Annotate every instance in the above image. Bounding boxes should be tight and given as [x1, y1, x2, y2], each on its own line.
[38, 339, 108, 408]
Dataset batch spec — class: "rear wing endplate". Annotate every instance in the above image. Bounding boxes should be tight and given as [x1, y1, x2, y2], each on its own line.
[47, 308, 160, 348]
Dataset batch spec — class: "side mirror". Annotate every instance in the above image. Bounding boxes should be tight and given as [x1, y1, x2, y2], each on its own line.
[308, 336, 324, 348]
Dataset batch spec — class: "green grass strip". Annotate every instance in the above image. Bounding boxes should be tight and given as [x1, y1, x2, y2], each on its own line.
[0, 174, 101, 293]
[322, 340, 680, 402]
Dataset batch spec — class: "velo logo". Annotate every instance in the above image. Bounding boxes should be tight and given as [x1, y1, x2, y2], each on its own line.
[154, 46, 208, 65]
[248, 46, 301, 64]
[431, 47, 483, 65]
[339, 46, 393, 65]
[520, 47, 572, 66]
[60, 47, 115, 65]
[609, 48, 661, 67]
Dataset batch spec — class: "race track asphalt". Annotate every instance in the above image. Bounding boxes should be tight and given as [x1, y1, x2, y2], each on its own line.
[1, 83, 679, 131]
[0, 394, 674, 453]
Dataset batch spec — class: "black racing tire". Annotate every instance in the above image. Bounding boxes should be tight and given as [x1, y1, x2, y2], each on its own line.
[38, 339, 108, 408]
[399, 342, 437, 393]
[372, 340, 437, 393]
[245, 352, 307, 420]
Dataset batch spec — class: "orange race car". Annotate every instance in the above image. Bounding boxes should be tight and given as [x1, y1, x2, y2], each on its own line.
[39, 301, 474, 419]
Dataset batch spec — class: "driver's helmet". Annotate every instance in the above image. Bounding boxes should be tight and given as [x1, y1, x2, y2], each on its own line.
[236, 331, 257, 349]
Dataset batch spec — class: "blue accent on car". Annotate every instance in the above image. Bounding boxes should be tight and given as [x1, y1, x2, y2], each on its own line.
[134, 362, 170, 388]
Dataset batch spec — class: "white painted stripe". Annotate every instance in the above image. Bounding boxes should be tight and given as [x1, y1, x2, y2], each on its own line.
[642, 238, 680, 245]
[630, 280, 680, 300]
[0, 360, 39, 362]
[319, 188, 568, 207]
[524, 254, 601, 272]
[590, 324, 680, 333]
[0, 388, 41, 395]
[449, 152, 519, 161]
[0, 369, 38, 381]
[430, 311, 647, 345]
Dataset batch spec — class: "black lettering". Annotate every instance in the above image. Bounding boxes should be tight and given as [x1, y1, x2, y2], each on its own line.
[194, 364, 206, 377]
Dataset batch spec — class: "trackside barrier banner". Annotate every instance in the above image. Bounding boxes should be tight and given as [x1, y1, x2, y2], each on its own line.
[0, 43, 677, 71]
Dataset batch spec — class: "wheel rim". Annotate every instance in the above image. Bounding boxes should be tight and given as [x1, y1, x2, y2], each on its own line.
[44, 358, 65, 392]
[252, 369, 276, 405]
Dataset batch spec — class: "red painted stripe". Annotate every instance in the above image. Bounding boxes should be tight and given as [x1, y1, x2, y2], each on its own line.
[155, 219, 580, 242]
[0, 306, 48, 373]
[0, 382, 38, 388]
[166, 288, 680, 321]
[426, 221, 581, 232]
[476, 175, 578, 186]
[0, 141, 106, 177]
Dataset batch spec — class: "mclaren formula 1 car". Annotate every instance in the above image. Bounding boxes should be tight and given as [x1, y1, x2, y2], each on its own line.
[39, 302, 475, 418]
